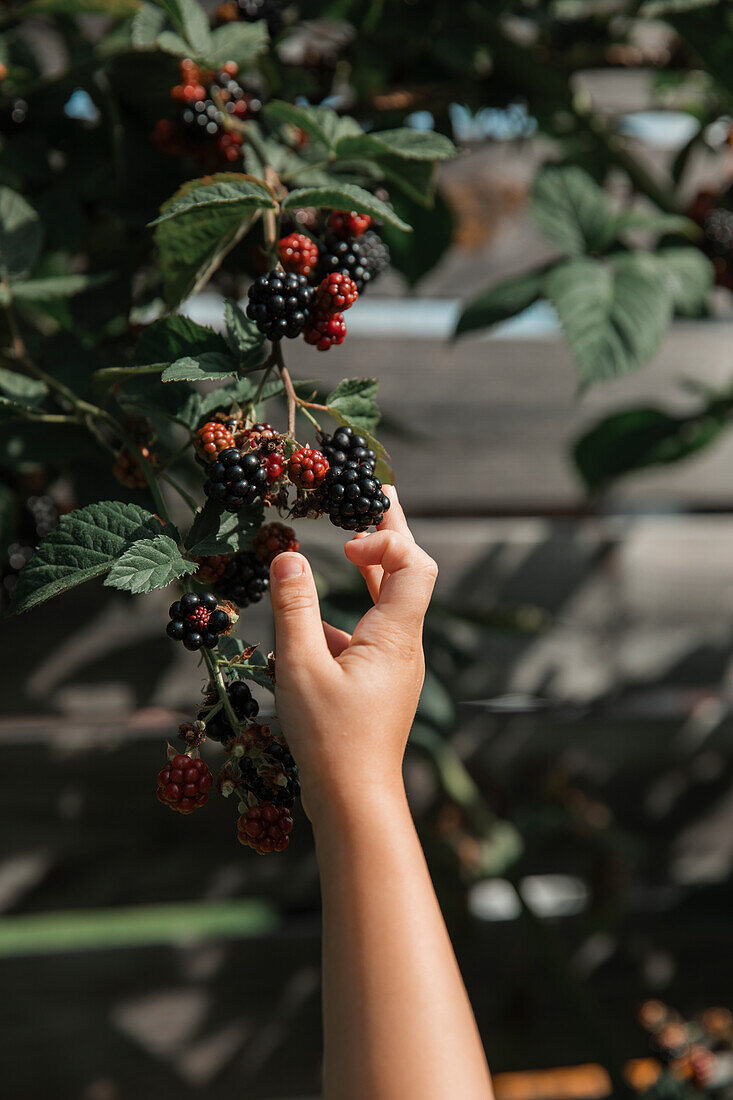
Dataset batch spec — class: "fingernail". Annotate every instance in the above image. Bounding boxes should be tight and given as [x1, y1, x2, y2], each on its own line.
[271, 553, 305, 580]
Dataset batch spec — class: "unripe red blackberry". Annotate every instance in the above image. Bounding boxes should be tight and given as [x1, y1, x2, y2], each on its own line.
[112, 445, 158, 489]
[204, 447, 268, 512]
[237, 802, 293, 853]
[318, 425, 376, 472]
[321, 461, 390, 531]
[253, 522, 299, 565]
[246, 271, 315, 340]
[329, 209, 371, 238]
[288, 446, 329, 490]
[167, 592, 231, 651]
[278, 232, 319, 277]
[265, 452, 285, 484]
[303, 309, 346, 351]
[193, 554, 228, 584]
[214, 551, 269, 606]
[157, 753, 213, 814]
[195, 420, 237, 460]
[315, 272, 359, 313]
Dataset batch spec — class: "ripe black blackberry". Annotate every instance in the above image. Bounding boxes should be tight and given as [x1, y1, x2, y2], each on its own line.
[318, 425, 376, 472]
[316, 233, 371, 293]
[703, 208, 733, 256]
[204, 679, 259, 744]
[239, 741, 300, 807]
[180, 97, 221, 143]
[167, 592, 231, 651]
[321, 462, 390, 532]
[204, 447, 268, 512]
[246, 271, 315, 340]
[214, 550, 270, 607]
[360, 230, 390, 282]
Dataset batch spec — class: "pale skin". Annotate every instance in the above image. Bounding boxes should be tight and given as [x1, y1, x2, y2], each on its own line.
[269, 485, 494, 1100]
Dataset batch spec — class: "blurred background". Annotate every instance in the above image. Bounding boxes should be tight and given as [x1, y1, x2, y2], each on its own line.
[6, 0, 733, 1097]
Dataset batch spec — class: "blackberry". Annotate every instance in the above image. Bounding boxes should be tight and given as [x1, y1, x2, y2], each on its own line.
[195, 420, 237, 460]
[265, 452, 285, 484]
[246, 271, 315, 340]
[303, 309, 346, 351]
[157, 753, 213, 814]
[112, 445, 158, 488]
[237, 802, 293, 854]
[315, 272, 359, 313]
[253, 522, 299, 565]
[318, 425, 376, 472]
[329, 210, 371, 239]
[240, 421, 278, 450]
[204, 679, 259, 743]
[703, 207, 733, 256]
[278, 232, 319, 278]
[288, 446, 329, 490]
[316, 233, 370, 293]
[321, 462, 390, 532]
[203, 447, 268, 512]
[214, 550, 269, 607]
[360, 230, 390, 282]
[167, 592, 230, 651]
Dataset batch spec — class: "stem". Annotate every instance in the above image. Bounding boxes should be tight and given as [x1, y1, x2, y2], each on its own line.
[202, 648, 242, 734]
[274, 341, 297, 436]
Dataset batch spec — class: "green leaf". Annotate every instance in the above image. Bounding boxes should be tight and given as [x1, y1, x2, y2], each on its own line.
[135, 314, 228, 364]
[154, 29, 192, 56]
[326, 378, 381, 433]
[154, 176, 264, 307]
[162, 352, 242, 383]
[545, 254, 672, 385]
[7, 502, 166, 615]
[532, 165, 618, 256]
[10, 273, 109, 302]
[454, 267, 546, 338]
[654, 246, 713, 317]
[205, 20, 268, 66]
[371, 156, 437, 207]
[223, 298, 264, 357]
[0, 187, 42, 279]
[0, 367, 47, 409]
[217, 637, 274, 692]
[149, 175, 275, 226]
[104, 534, 196, 593]
[615, 209, 698, 238]
[334, 128, 457, 162]
[264, 101, 360, 150]
[283, 184, 411, 232]
[131, 2, 166, 48]
[573, 405, 727, 491]
[185, 501, 263, 556]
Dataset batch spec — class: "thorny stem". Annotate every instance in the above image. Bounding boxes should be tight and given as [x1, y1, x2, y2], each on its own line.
[202, 646, 242, 735]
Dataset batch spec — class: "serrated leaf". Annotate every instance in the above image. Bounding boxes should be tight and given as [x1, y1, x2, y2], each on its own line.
[131, 2, 165, 47]
[224, 298, 264, 357]
[217, 637, 274, 692]
[154, 176, 263, 307]
[8, 502, 165, 615]
[532, 165, 617, 257]
[162, 351, 241, 382]
[149, 176, 275, 226]
[135, 314, 228, 364]
[104, 534, 196, 593]
[0, 367, 48, 409]
[546, 254, 672, 385]
[185, 501, 263, 556]
[573, 405, 728, 491]
[655, 246, 713, 317]
[154, 30, 192, 57]
[205, 20, 268, 66]
[175, 0, 211, 54]
[264, 101, 360, 150]
[283, 184, 411, 232]
[455, 266, 546, 338]
[326, 378, 380, 433]
[10, 273, 109, 302]
[335, 128, 457, 162]
[0, 187, 42, 279]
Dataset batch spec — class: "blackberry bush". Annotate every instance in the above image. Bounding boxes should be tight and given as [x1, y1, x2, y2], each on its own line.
[2, 0, 455, 854]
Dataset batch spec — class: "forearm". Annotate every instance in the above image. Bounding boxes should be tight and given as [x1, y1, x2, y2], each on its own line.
[314, 784, 493, 1100]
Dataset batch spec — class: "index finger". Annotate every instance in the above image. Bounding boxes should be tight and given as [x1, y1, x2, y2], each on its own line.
[344, 528, 438, 636]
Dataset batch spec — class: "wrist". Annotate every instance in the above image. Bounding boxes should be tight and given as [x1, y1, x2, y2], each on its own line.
[309, 775, 410, 844]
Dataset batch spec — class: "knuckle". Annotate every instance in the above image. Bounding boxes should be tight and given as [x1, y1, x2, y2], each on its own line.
[279, 591, 316, 617]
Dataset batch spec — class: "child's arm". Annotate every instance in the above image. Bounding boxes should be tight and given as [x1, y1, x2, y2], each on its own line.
[269, 487, 494, 1100]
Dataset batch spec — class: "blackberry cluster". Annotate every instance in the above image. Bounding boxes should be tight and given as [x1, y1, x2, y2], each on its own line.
[154, 60, 259, 166]
[246, 271, 315, 340]
[321, 462, 390, 531]
[215, 551, 270, 607]
[318, 426, 376, 471]
[157, 754, 213, 814]
[240, 740, 300, 808]
[204, 679, 259, 744]
[204, 448, 268, 512]
[167, 593, 231, 651]
[237, 802, 293, 854]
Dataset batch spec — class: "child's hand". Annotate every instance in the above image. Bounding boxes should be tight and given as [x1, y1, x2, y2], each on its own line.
[269, 485, 438, 827]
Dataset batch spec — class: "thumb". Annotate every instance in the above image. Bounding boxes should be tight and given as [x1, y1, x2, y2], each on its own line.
[270, 552, 330, 671]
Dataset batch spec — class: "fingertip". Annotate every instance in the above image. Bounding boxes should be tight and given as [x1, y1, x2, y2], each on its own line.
[270, 551, 307, 581]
